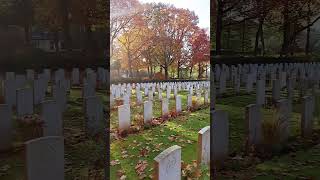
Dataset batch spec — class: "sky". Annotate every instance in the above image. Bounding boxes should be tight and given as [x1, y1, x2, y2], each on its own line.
[139, 0, 210, 30]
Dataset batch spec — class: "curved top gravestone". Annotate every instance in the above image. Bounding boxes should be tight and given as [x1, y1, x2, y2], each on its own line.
[154, 145, 181, 180]
[25, 136, 64, 180]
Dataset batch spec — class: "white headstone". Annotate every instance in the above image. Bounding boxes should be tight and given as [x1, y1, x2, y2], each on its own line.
[154, 145, 181, 180]
[197, 126, 210, 165]
[41, 100, 63, 136]
[144, 101, 153, 124]
[25, 136, 64, 180]
[0, 104, 12, 151]
[118, 104, 131, 131]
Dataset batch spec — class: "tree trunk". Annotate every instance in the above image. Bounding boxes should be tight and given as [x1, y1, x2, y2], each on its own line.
[24, 24, 30, 45]
[127, 52, 133, 77]
[281, 0, 290, 57]
[164, 67, 169, 80]
[189, 66, 193, 78]
[60, 0, 72, 51]
[306, 1, 311, 56]
[254, 20, 263, 56]
[227, 27, 231, 49]
[206, 64, 209, 78]
[53, 30, 60, 53]
[260, 23, 265, 56]
[86, 25, 95, 54]
[198, 62, 202, 79]
[177, 61, 180, 79]
[216, 1, 223, 56]
[242, 20, 246, 54]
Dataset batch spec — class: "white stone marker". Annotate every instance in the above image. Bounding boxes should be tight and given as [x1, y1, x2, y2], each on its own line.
[301, 96, 314, 138]
[276, 99, 290, 142]
[52, 85, 67, 112]
[85, 96, 104, 136]
[118, 104, 131, 131]
[197, 126, 210, 165]
[136, 91, 142, 105]
[144, 101, 153, 124]
[245, 104, 262, 147]
[204, 90, 209, 104]
[175, 95, 182, 113]
[16, 87, 33, 118]
[41, 100, 63, 136]
[256, 80, 265, 105]
[123, 94, 130, 105]
[187, 94, 192, 109]
[72, 68, 80, 85]
[154, 145, 181, 180]
[4, 80, 16, 108]
[148, 91, 153, 101]
[25, 136, 64, 180]
[272, 79, 280, 102]
[211, 110, 229, 163]
[0, 104, 12, 151]
[162, 98, 169, 117]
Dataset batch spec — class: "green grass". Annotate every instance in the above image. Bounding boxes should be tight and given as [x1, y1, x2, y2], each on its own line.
[254, 145, 320, 179]
[214, 85, 320, 179]
[110, 90, 210, 179]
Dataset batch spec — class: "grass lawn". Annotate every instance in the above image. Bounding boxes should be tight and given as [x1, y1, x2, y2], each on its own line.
[110, 90, 210, 179]
[0, 88, 106, 180]
[214, 85, 320, 179]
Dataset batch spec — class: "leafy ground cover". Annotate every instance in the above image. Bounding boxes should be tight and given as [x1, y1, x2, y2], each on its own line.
[110, 90, 210, 179]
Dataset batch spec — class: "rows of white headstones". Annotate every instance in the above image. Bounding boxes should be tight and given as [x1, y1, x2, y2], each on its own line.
[110, 81, 210, 131]
[0, 67, 108, 179]
[153, 62, 320, 180]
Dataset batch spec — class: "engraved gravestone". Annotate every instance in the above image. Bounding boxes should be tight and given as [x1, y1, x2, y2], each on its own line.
[85, 96, 104, 136]
[41, 100, 62, 136]
[162, 98, 169, 117]
[4, 80, 16, 108]
[276, 99, 290, 142]
[245, 104, 262, 147]
[34, 78, 46, 105]
[197, 126, 210, 165]
[26, 69, 35, 81]
[175, 95, 182, 113]
[52, 85, 67, 112]
[144, 101, 153, 124]
[72, 68, 80, 85]
[123, 94, 130, 105]
[0, 104, 12, 151]
[211, 110, 229, 164]
[154, 145, 181, 180]
[204, 90, 209, 104]
[148, 91, 153, 101]
[187, 94, 192, 109]
[301, 96, 314, 138]
[136, 91, 142, 104]
[118, 104, 131, 131]
[16, 88, 33, 118]
[272, 79, 280, 102]
[256, 80, 265, 105]
[25, 136, 64, 180]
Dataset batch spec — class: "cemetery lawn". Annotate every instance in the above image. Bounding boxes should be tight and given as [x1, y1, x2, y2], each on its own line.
[110, 107, 210, 179]
[0, 88, 106, 180]
[215, 89, 320, 179]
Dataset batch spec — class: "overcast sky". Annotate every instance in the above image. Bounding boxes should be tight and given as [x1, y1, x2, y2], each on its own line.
[139, 0, 210, 31]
